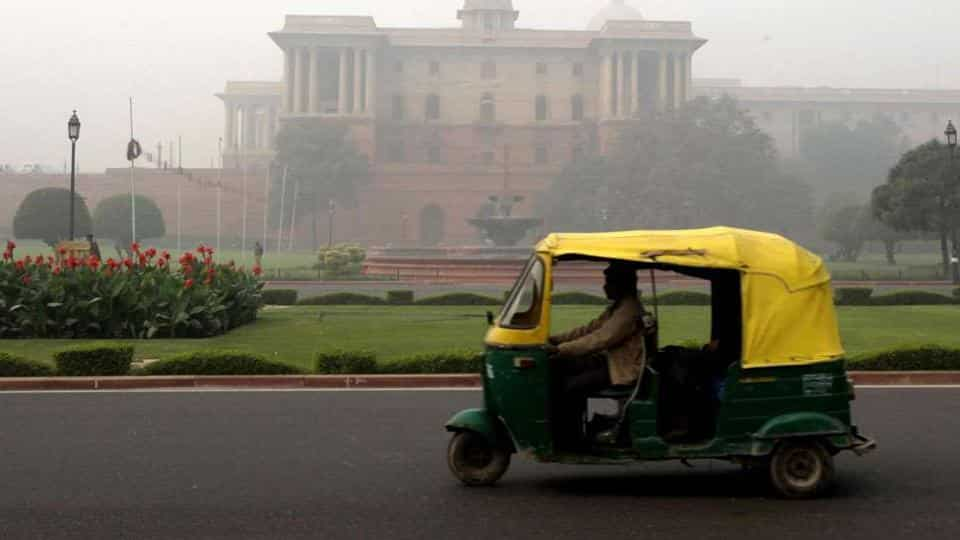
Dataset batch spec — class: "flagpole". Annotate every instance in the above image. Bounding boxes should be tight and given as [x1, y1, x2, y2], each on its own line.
[276, 166, 288, 255]
[129, 97, 137, 244]
[176, 180, 182, 252]
[262, 164, 270, 255]
[217, 137, 223, 256]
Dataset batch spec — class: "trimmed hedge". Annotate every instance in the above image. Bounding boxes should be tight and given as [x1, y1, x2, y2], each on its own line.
[851, 347, 960, 370]
[552, 292, 608, 305]
[869, 291, 955, 306]
[386, 290, 414, 305]
[0, 353, 55, 377]
[379, 351, 484, 374]
[954, 288, 960, 301]
[297, 293, 386, 305]
[315, 350, 378, 374]
[415, 293, 500, 306]
[261, 289, 298, 306]
[834, 287, 874, 305]
[657, 291, 712, 306]
[143, 350, 303, 375]
[53, 343, 134, 376]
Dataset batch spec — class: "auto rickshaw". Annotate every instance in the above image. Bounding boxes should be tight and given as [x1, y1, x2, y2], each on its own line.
[445, 227, 876, 498]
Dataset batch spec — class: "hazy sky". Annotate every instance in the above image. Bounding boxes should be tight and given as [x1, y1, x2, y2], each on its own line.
[2, 0, 958, 173]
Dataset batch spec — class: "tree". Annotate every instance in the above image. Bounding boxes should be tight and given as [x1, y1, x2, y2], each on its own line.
[793, 115, 906, 201]
[13, 188, 92, 246]
[542, 96, 815, 238]
[872, 140, 959, 276]
[93, 194, 166, 250]
[820, 204, 870, 262]
[272, 122, 370, 251]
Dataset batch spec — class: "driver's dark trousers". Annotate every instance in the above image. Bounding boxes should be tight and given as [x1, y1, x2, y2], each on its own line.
[557, 355, 610, 449]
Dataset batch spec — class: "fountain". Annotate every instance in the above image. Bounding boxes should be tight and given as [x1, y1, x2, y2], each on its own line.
[468, 194, 543, 247]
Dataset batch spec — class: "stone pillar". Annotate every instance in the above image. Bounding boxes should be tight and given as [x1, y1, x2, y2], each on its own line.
[620, 51, 632, 117]
[674, 53, 685, 109]
[308, 48, 322, 114]
[365, 49, 377, 117]
[338, 48, 350, 115]
[293, 48, 308, 113]
[685, 51, 693, 103]
[610, 52, 619, 117]
[353, 49, 365, 114]
[633, 52, 643, 114]
[243, 105, 257, 150]
[600, 53, 613, 119]
[267, 108, 277, 146]
[283, 48, 294, 114]
[224, 101, 235, 149]
[658, 51, 668, 111]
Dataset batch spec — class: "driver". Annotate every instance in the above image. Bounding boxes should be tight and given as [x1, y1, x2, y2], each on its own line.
[548, 262, 652, 407]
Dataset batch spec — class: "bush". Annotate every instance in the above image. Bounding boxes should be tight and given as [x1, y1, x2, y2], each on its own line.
[415, 293, 501, 306]
[656, 291, 712, 306]
[379, 351, 484, 374]
[53, 343, 134, 376]
[315, 350, 378, 374]
[297, 293, 386, 305]
[0, 353, 55, 377]
[851, 346, 960, 370]
[954, 287, 960, 301]
[387, 290, 414, 305]
[552, 292, 608, 305]
[261, 289, 298, 306]
[14, 187, 92, 246]
[93, 194, 166, 247]
[833, 287, 874, 305]
[869, 290, 954, 306]
[143, 350, 303, 375]
[0, 243, 262, 339]
[316, 244, 366, 277]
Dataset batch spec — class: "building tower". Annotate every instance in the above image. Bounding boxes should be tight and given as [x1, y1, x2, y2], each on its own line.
[458, 0, 519, 32]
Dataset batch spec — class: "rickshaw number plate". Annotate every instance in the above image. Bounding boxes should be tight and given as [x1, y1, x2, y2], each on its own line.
[802, 374, 834, 396]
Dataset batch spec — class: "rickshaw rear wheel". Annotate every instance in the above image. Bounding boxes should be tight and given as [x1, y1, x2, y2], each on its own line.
[447, 431, 510, 487]
[768, 439, 835, 499]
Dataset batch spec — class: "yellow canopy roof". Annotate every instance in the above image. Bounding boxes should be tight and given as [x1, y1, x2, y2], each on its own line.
[536, 227, 845, 368]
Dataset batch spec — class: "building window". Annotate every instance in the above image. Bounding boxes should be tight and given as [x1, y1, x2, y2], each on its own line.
[386, 141, 406, 163]
[429, 61, 440, 76]
[427, 143, 445, 164]
[536, 62, 548, 75]
[535, 95, 548, 122]
[534, 145, 549, 165]
[571, 94, 584, 121]
[392, 95, 406, 121]
[425, 94, 440, 121]
[762, 111, 773, 122]
[572, 63, 584, 77]
[394, 60, 404, 73]
[481, 151, 495, 165]
[481, 60, 497, 79]
[480, 93, 496, 123]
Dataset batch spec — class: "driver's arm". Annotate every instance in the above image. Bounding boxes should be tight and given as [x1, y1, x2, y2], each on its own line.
[556, 302, 639, 358]
[549, 311, 607, 345]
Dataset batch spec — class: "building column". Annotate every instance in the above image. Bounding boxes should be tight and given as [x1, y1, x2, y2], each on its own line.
[600, 53, 613, 119]
[611, 52, 620, 117]
[224, 101, 236, 149]
[243, 105, 257, 150]
[308, 48, 322, 114]
[338, 48, 350, 115]
[365, 49, 377, 117]
[674, 52, 685, 109]
[633, 52, 643, 114]
[353, 49, 365, 114]
[658, 51, 669, 111]
[685, 51, 693, 103]
[283, 48, 294, 114]
[293, 48, 308, 113]
[267, 108, 277, 146]
[620, 51, 632, 118]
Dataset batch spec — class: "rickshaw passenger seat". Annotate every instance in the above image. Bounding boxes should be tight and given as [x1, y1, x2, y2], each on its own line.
[592, 386, 635, 399]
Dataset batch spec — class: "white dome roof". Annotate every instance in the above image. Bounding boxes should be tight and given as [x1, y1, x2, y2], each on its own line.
[588, 0, 643, 31]
[462, 0, 515, 10]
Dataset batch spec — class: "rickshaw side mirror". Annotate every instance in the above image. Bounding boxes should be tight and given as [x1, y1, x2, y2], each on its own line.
[486, 311, 495, 326]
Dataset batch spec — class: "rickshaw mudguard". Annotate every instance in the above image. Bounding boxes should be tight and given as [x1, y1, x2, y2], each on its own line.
[445, 408, 516, 452]
[752, 412, 848, 441]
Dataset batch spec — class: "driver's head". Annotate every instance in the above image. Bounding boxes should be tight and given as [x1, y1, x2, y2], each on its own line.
[603, 262, 638, 301]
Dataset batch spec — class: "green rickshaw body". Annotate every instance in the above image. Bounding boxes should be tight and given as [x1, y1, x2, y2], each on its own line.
[446, 227, 875, 493]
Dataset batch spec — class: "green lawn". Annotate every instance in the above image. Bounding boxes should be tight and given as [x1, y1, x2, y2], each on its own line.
[2, 305, 959, 371]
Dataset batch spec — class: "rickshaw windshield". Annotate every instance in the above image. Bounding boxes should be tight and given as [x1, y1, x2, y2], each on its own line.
[499, 257, 545, 329]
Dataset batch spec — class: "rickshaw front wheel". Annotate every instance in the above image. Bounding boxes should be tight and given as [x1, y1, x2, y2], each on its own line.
[768, 439, 835, 499]
[447, 431, 510, 487]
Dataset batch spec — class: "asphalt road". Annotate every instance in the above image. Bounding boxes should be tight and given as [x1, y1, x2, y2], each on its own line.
[1, 388, 958, 540]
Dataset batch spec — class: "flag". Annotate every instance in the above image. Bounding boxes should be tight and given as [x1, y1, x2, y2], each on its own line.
[127, 139, 142, 162]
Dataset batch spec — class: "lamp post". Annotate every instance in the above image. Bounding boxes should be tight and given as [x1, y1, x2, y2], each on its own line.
[67, 111, 81, 240]
[327, 199, 336, 248]
[946, 120, 958, 283]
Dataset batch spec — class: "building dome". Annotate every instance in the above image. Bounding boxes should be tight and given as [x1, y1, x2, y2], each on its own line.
[588, 0, 643, 31]
[462, 0, 515, 10]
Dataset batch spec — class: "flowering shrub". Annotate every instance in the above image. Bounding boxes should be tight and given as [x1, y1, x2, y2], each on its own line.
[0, 241, 262, 339]
[316, 244, 366, 277]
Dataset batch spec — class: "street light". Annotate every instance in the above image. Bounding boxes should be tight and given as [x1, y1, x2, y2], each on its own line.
[946, 120, 958, 284]
[67, 110, 81, 240]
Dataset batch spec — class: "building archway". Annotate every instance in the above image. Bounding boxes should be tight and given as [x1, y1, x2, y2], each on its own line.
[419, 204, 446, 246]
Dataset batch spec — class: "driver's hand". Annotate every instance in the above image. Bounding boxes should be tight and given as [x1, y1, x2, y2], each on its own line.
[544, 344, 560, 357]
[548, 336, 561, 346]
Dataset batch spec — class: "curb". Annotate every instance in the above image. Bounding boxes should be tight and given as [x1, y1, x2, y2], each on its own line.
[0, 371, 959, 391]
